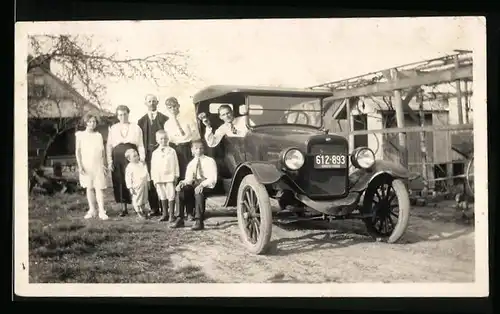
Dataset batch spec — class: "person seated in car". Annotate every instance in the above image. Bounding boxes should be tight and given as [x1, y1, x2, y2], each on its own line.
[201, 104, 249, 148]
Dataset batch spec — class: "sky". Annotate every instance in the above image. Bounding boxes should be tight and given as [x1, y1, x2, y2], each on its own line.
[30, 17, 483, 122]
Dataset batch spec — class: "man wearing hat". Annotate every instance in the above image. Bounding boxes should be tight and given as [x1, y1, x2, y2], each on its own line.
[137, 94, 169, 216]
[164, 97, 201, 221]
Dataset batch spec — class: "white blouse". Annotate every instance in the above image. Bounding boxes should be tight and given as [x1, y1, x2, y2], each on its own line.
[205, 116, 248, 148]
[164, 113, 201, 145]
[107, 122, 146, 163]
[125, 162, 150, 189]
[184, 155, 218, 189]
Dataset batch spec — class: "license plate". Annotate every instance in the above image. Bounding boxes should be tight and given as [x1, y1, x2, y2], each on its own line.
[314, 154, 347, 169]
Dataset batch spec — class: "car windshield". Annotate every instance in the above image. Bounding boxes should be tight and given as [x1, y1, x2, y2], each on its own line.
[246, 95, 323, 128]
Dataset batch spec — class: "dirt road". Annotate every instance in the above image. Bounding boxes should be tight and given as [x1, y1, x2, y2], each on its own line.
[170, 199, 475, 283]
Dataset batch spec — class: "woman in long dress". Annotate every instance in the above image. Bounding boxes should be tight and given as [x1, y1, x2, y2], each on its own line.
[106, 105, 146, 216]
[75, 113, 109, 220]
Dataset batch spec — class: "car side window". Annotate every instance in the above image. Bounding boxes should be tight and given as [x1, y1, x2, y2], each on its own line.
[209, 103, 233, 114]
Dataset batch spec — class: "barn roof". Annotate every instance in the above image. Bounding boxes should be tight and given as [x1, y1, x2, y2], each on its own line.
[27, 57, 114, 119]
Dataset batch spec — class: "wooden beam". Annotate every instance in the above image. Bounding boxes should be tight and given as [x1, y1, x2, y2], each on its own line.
[331, 86, 420, 122]
[326, 65, 472, 101]
[391, 68, 408, 167]
[336, 123, 473, 136]
[401, 86, 420, 124]
[455, 56, 464, 124]
[346, 98, 354, 153]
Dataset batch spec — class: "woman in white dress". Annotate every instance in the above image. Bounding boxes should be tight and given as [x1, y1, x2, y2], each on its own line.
[75, 113, 109, 220]
[106, 105, 146, 217]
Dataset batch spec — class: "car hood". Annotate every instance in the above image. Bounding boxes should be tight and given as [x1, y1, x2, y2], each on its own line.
[248, 125, 325, 160]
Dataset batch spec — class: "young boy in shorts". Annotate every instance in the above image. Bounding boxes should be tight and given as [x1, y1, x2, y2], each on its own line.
[150, 130, 180, 222]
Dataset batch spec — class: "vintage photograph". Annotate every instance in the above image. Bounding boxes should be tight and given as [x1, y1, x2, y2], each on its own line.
[14, 16, 488, 297]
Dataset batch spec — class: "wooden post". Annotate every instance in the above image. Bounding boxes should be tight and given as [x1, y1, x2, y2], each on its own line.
[454, 55, 464, 125]
[418, 92, 429, 191]
[346, 98, 354, 153]
[390, 68, 408, 167]
[446, 163, 454, 190]
[464, 80, 470, 124]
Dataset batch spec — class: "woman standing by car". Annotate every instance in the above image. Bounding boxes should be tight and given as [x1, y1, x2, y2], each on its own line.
[107, 105, 146, 217]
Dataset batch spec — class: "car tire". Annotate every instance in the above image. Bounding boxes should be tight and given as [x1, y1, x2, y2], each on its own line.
[362, 175, 410, 244]
[465, 156, 474, 198]
[236, 174, 273, 255]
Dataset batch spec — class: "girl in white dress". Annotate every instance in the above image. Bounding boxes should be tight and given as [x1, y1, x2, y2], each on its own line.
[75, 113, 109, 220]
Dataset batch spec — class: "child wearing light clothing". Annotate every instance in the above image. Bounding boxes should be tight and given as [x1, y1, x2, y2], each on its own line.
[150, 130, 180, 222]
[124, 148, 150, 219]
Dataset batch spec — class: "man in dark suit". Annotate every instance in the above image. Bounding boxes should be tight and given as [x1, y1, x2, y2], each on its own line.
[137, 94, 169, 216]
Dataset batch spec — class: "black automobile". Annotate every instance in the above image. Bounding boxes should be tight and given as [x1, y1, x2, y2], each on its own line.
[194, 85, 411, 254]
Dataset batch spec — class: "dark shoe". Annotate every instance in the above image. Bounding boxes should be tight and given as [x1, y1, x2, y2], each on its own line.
[170, 217, 185, 228]
[158, 200, 169, 221]
[119, 211, 128, 217]
[150, 210, 161, 216]
[191, 220, 204, 231]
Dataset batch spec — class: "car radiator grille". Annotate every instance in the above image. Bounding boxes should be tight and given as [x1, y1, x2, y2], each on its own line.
[296, 142, 349, 198]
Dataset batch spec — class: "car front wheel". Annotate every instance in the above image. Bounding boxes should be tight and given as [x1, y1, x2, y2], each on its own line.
[236, 174, 273, 254]
[362, 175, 410, 243]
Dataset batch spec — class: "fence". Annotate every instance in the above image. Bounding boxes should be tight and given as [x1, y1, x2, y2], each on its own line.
[337, 123, 474, 196]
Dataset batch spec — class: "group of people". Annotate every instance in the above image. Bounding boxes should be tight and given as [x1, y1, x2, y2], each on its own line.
[74, 94, 247, 231]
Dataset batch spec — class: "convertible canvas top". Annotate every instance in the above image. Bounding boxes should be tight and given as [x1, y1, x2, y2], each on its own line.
[192, 85, 333, 104]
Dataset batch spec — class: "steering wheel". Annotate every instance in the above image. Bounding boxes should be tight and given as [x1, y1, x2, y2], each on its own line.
[280, 111, 310, 125]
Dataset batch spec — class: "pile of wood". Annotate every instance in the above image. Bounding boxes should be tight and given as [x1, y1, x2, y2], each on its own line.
[29, 168, 84, 196]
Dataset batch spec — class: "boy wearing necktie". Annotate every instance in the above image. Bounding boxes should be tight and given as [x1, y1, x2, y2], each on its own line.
[174, 140, 218, 230]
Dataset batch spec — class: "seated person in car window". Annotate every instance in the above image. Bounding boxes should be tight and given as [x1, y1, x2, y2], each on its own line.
[239, 104, 256, 126]
[201, 104, 249, 148]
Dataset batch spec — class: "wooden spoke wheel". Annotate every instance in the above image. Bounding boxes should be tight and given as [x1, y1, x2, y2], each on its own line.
[465, 156, 474, 198]
[362, 175, 410, 243]
[236, 174, 273, 254]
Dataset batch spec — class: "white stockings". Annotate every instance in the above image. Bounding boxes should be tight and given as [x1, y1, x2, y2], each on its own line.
[84, 188, 109, 220]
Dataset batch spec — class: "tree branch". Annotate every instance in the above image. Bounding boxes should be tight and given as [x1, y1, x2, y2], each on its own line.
[28, 34, 193, 108]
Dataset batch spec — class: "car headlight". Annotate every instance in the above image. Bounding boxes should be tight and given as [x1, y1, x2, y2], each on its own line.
[351, 147, 375, 169]
[283, 148, 305, 170]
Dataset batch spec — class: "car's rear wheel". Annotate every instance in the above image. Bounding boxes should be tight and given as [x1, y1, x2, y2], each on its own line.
[236, 174, 273, 255]
[362, 175, 410, 243]
[465, 155, 474, 198]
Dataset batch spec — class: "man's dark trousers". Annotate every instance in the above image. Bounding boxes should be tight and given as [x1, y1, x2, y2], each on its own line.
[177, 184, 213, 223]
[145, 148, 160, 213]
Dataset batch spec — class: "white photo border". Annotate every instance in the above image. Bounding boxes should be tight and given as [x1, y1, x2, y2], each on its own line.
[14, 17, 489, 298]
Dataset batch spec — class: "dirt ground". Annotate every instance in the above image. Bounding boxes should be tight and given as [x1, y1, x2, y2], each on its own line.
[170, 197, 475, 283]
[28, 191, 475, 283]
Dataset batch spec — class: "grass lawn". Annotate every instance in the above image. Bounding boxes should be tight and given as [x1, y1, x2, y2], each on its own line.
[28, 189, 216, 283]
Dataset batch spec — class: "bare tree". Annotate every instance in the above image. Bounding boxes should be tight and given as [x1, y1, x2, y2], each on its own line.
[28, 34, 192, 168]
[29, 34, 192, 108]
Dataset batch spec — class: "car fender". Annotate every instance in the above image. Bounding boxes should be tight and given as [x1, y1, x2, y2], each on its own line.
[224, 162, 284, 207]
[349, 159, 410, 192]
